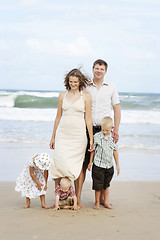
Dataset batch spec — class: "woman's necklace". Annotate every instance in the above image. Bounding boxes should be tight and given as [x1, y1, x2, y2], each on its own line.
[69, 90, 79, 95]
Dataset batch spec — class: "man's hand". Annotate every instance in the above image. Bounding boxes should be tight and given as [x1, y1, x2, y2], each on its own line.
[112, 129, 119, 143]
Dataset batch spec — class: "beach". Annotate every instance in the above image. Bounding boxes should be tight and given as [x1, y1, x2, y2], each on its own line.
[1, 90, 160, 239]
[1, 181, 160, 240]
[1, 145, 160, 240]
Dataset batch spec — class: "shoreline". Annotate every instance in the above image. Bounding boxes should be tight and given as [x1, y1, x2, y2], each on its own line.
[1, 144, 160, 182]
[1, 181, 160, 240]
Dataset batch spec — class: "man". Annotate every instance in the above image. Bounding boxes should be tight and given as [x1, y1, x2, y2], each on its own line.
[77, 59, 121, 207]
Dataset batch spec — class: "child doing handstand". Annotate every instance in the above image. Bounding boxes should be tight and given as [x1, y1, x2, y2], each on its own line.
[15, 153, 50, 209]
[88, 116, 120, 210]
[54, 177, 78, 210]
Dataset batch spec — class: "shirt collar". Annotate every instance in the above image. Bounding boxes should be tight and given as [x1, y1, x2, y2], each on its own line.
[92, 80, 109, 87]
[99, 131, 112, 140]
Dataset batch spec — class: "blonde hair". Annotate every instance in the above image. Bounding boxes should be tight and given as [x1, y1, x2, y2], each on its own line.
[101, 116, 113, 128]
[60, 177, 71, 190]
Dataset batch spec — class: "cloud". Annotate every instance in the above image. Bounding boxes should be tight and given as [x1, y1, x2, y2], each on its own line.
[26, 37, 96, 56]
[128, 51, 156, 60]
[20, 0, 43, 7]
[0, 40, 10, 51]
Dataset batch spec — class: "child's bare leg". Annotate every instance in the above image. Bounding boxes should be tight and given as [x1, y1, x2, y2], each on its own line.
[94, 191, 101, 210]
[100, 190, 105, 205]
[104, 187, 112, 209]
[40, 195, 49, 209]
[22, 197, 30, 208]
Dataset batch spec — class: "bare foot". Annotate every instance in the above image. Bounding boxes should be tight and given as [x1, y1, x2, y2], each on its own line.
[78, 203, 85, 208]
[22, 205, 30, 209]
[42, 205, 50, 209]
[93, 203, 100, 210]
[100, 201, 104, 205]
[104, 202, 112, 209]
[50, 204, 55, 209]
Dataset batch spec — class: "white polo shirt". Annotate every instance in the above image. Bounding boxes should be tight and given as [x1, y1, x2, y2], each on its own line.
[86, 81, 120, 126]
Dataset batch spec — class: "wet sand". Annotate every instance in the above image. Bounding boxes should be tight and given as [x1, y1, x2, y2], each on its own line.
[1, 181, 160, 240]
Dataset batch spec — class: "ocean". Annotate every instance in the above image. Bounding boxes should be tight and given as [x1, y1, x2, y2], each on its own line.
[0, 89, 160, 181]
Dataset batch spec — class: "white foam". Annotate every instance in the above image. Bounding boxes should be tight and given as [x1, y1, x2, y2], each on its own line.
[0, 108, 160, 124]
[0, 107, 57, 121]
[0, 95, 15, 107]
[119, 144, 160, 150]
[121, 110, 160, 124]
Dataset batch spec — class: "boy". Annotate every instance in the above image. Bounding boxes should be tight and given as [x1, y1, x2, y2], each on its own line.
[88, 116, 120, 210]
[53, 177, 78, 210]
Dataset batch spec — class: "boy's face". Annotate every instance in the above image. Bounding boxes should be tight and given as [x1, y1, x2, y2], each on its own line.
[101, 125, 113, 137]
[60, 186, 69, 192]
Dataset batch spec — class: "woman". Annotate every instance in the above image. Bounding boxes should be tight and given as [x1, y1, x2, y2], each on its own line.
[49, 69, 93, 190]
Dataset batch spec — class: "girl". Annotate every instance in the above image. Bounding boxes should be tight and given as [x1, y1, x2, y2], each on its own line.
[15, 153, 50, 209]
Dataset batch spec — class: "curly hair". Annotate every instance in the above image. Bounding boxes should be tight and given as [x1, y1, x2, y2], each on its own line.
[64, 68, 91, 91]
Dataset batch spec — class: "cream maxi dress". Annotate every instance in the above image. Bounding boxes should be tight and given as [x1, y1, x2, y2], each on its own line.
[49, 91, 87, 180]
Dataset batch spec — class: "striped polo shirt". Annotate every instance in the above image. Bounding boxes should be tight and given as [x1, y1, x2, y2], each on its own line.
[93, 131, 117, 169]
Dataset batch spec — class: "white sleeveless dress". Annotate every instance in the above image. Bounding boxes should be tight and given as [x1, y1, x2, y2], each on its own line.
[49, 91, 87, 180]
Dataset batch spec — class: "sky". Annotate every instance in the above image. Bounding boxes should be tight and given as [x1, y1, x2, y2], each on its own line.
[0, 0, 160, 93]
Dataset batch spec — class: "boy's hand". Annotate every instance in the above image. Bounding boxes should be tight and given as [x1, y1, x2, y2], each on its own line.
[88, 162, 92, 171]
[72, 205, 78, 211]
[37, 182, 43, 191]
[53, 206, 60, 211]
[116, 166, 120, 176]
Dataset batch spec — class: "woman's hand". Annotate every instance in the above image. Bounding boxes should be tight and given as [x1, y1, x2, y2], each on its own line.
[50, 138, 55, 149]
[44, 184, 47, 191]
[88, 141, 94, 152]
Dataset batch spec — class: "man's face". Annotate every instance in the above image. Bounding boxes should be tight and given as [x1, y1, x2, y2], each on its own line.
[93, 64, 107, 80]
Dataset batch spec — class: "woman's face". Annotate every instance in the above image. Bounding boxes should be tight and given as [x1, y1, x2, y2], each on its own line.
[68, 76, 80, 91]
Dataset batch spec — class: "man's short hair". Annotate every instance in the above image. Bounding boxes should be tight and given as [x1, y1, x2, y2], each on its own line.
[93, 59, 108, 70]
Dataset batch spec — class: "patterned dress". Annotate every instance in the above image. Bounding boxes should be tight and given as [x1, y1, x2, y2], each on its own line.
[15, 158, 47, 199]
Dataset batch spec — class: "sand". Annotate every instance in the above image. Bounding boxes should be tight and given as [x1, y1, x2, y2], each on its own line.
[1, 181, 160, 240]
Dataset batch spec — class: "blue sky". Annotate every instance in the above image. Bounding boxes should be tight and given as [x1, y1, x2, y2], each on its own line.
[0, 0, 160, 93]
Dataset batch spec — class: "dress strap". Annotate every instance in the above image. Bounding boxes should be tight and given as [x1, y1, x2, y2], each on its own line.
[80, 91, 83, 96]
[64, 90, 68, 97]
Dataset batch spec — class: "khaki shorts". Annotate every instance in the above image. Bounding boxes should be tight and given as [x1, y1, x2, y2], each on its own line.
[59, 197, 74, 207]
